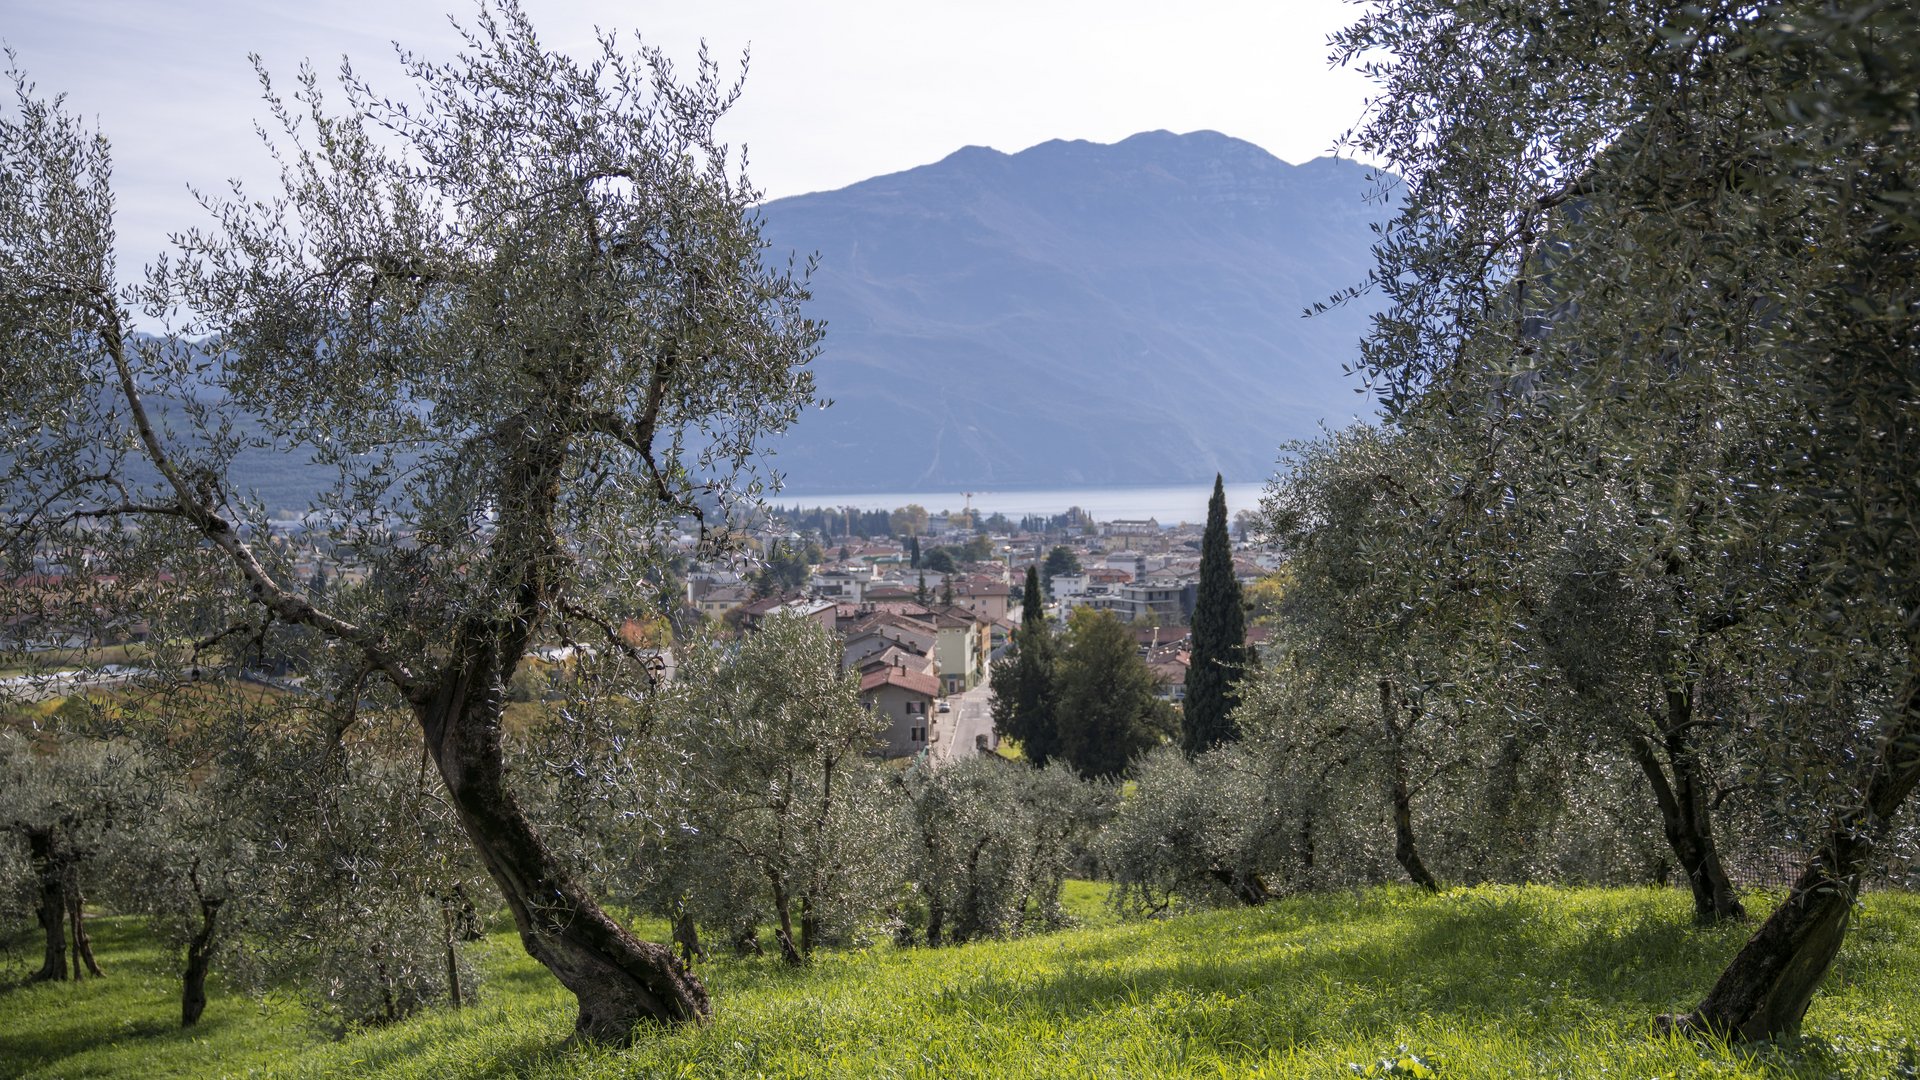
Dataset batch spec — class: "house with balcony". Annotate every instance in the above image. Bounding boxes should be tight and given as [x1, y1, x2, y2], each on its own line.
[1115, 580, 1196, 625]
[809, 564, 877, 603]
[1049, 572, 1089, 600]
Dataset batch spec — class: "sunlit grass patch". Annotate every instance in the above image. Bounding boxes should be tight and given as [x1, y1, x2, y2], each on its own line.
[3, 886, 1917, 1078]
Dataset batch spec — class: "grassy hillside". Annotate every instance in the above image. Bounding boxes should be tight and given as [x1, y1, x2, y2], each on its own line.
[4, 886, 1917, 1079]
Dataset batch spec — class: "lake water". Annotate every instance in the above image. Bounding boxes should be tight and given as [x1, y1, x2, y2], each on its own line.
[771, 482, 1270, 527]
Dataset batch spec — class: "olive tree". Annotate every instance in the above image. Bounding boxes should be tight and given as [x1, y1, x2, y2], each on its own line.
[900, 756, 1109, 945]
[524, 614, 904, 966]
[1265, 426, 1505, 891]
[1526, 499, 1763, 922]
[1103, 742, 1290, 913]
[233, 738, 490, 1030]
[2, 2, 820, 1039]
[110, 698, 489, 1030]
[657, 614, 904, 964]
[121, 749, 262, 1027]
[0, 730, 160, 984]
[1266, 407, 1760, 896]
[1006, 762, 1114, 931]
[1333, 0, 1920, 1039]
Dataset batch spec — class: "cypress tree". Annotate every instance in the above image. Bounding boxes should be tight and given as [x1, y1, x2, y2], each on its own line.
[909, 535, 922, 568]
[1183, 474, 1248, 755]
[990, 566, 1058, 765]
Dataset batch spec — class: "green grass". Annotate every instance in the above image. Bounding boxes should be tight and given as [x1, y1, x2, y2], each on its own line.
[4, 886, 1918, 1078]
[1058, 878, 1119, 928]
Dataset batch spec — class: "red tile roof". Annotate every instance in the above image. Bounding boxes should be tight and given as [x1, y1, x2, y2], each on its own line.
[845, 611, 937, 638]
[859, 666, 940, 698]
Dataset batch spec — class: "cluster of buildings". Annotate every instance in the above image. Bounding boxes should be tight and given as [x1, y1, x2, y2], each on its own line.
[10, 502, 1279, 760]
[685, 507, 1281, 759]
[697, 574, 1009, 758]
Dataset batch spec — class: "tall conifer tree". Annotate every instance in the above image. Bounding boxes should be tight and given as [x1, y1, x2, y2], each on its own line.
[1183, 475, 1248, 754]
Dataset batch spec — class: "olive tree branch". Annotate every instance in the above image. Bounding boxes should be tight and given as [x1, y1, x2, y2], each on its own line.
[96, 300, 422, 695]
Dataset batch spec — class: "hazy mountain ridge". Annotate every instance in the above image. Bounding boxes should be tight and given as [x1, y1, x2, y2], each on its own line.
[758, 130, 1388, 492]
[84, 132, 1389, 510]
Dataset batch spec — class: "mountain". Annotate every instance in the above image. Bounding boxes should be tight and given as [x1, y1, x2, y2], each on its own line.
[75, 132, 1385, 512]
[756, 129, 1387, 492]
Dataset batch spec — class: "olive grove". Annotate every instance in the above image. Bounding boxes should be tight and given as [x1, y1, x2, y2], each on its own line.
[5, 0, 1918, 1057]
[2, 2, 819, 1040]
[1305, 0, 1920, 1040]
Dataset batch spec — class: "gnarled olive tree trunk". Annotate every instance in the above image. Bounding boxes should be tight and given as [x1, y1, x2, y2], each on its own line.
[1671, 674, 1920, 1040]
[18, 824, 98, 982]
[182, 894, 223, 1026]
[417, 644, 708, 1043]
[23, 825, 69, 983]
[670, 903, 705, 968]
[1380, 679, 1441, 892]
[1627, 684, 1744, 924]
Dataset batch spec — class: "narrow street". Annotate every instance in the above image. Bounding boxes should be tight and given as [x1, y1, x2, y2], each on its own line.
[930, 680, 997, 763]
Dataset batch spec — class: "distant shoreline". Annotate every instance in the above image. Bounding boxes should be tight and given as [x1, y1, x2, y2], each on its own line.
[769, 481, 1268, 527]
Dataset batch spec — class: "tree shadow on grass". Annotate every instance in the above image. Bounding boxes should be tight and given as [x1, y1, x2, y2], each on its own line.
[314, 1013, 576, 1080]
[906, 888, 1746, 1053]
[480, 957, 564, 998]
[0, 991, 267, 1079]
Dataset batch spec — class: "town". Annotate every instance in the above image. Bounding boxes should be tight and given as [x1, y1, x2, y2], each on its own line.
[2, 494, 1280, 766]
[682, 499, 1280, 759]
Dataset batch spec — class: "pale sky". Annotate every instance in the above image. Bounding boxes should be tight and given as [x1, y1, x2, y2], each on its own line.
[3, 0, 1375, 279]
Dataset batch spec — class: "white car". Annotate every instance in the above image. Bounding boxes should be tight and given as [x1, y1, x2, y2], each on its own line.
[936, 700, 952, 713]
